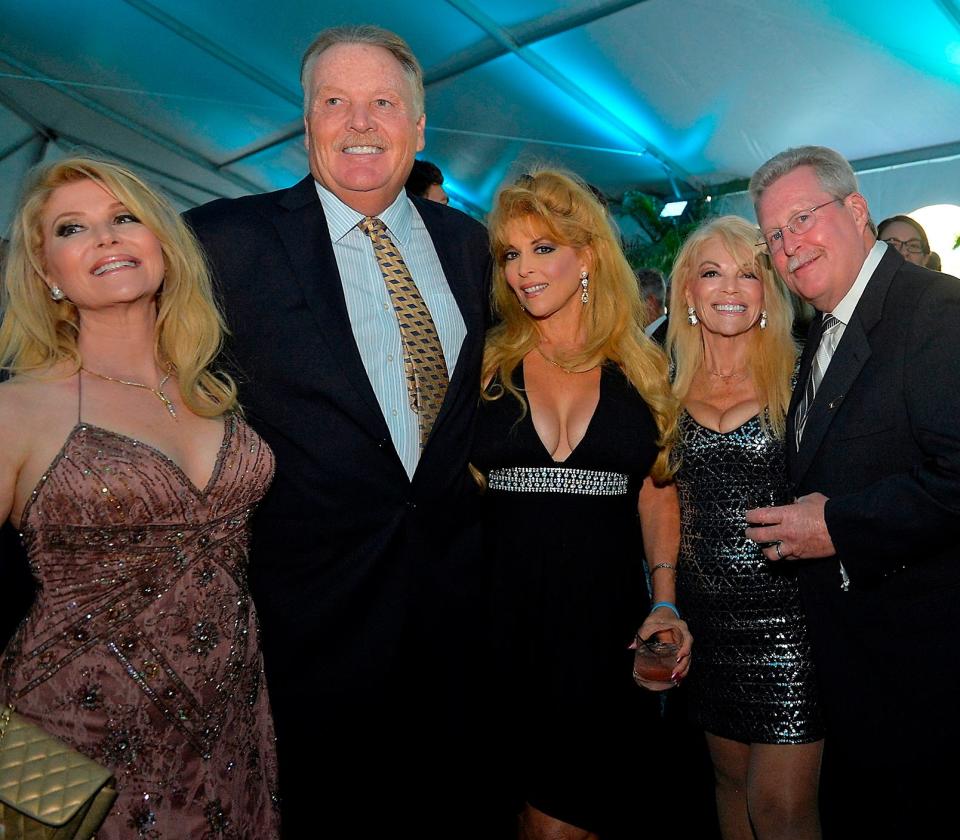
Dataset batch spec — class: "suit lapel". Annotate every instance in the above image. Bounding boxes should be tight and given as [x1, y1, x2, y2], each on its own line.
[273, 177, 389, 437]
[793, 321, 871, 481]
[792, 247, 900, 483]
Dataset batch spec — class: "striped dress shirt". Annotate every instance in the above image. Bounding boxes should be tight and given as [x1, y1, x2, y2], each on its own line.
[315, 183, 467, 479]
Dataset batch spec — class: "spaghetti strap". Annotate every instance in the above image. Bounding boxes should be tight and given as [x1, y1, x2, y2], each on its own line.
[77, 369, 83, 423]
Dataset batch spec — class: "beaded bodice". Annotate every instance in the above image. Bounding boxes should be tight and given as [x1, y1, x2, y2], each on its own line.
[1, 415, 281, 840]
[9, 417, 273, 726]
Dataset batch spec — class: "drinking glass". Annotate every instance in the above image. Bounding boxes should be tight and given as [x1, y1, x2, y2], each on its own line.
[632, 629, 681, 685]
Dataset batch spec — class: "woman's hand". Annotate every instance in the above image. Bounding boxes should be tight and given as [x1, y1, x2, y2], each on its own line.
[630, 606, 693, 691]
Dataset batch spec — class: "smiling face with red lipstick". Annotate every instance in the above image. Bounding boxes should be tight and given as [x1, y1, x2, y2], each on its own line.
[39, 178, 165, 312]
[684, 236, 764, 339]
[501, 217, 592, 323]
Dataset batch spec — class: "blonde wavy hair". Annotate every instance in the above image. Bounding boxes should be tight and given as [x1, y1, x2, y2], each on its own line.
[666, 215, 796, 437]
[0, 156, 237, 417]
[484, 169, 677, 481]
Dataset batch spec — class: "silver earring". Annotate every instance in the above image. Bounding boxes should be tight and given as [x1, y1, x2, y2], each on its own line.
[759, 310, 768, 330]
[580, 271, 589, 305]
[687, 306, 698, 326]
[50, 285, 66, 301]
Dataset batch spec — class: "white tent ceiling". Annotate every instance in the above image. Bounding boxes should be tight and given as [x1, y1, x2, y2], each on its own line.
[2, 0, 959, 229]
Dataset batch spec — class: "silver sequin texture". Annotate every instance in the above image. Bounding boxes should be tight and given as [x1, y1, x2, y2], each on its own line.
[675, 412, 823, 744]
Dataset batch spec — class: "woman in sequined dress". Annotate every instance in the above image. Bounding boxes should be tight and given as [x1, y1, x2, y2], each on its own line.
[0, 158, 280, 838]
[472, 170, 692, 840]
[668, 216, 823, 840]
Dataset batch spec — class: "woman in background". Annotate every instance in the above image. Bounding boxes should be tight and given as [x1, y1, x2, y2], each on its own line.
[669, 216, 823, 840]
[472, 169, 691, 840]
[0, 157, 279, 838]
[876, 214, 930, 266]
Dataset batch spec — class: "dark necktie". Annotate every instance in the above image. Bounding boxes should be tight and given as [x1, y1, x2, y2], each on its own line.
[358, 216, 449, 449]
[795, 314, 842, 449]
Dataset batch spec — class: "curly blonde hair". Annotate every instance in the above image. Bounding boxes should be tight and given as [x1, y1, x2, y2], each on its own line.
[0, 156, 237, 417]
[484, 169, 677, 481]
[666, 215, 796, 437]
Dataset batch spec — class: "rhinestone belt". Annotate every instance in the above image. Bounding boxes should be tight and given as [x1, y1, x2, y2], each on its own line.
[487, 466, 630, 496]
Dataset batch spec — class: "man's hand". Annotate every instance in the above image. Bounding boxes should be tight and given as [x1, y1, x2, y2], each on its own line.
[744, 492, 835, 561]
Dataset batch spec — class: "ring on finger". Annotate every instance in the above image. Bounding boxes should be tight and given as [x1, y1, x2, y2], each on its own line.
[775, 541, 785, 560]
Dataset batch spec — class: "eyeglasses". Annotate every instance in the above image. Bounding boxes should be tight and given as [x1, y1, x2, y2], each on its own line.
[882, 237, 926, 256]
[758, 197, 846, 254]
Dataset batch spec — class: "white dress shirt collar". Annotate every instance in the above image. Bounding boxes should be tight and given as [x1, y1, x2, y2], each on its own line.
[313, 181, 413, 245]
[830, 240, 887, 325]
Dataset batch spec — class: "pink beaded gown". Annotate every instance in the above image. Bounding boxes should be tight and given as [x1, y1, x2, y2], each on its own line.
[0, 408, 281, 839]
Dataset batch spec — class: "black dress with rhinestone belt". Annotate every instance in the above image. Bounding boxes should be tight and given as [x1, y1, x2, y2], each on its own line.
[473, 362, 665, 837]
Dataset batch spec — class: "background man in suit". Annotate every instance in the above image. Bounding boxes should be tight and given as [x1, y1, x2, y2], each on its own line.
[636, 266, 668, 343]
[744, 146, 960, 835]
[186, 25, 495, 838]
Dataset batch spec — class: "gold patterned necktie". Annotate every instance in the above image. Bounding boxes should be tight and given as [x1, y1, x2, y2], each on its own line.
[358, 216, 449, 449]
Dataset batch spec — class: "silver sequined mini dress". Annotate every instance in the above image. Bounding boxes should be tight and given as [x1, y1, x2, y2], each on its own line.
[675, 410, 823, 744]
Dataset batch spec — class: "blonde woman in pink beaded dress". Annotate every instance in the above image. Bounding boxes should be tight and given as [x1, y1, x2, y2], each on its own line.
[0, 158, 280, 839]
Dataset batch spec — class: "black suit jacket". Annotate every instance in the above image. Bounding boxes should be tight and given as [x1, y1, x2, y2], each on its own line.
[789, 246, 960, 591]
[786, 245, 960, 786]
[184, 176, 491, 719]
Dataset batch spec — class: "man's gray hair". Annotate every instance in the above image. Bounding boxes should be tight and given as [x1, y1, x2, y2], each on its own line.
[300, 25, 425, 116]
[749, 146, 859, 210]
[749, 145, 875, 235]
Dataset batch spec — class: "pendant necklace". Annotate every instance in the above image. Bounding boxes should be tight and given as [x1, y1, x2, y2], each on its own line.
[536, 346, 599, 374]
[81, 362, 178, 419]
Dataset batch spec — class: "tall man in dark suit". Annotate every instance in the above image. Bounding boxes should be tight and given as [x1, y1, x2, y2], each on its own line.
[185, 25, 494, 838]
[745, 146, 960, 836]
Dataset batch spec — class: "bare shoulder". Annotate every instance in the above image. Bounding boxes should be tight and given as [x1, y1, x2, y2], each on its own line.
[0, 378, 42, 450]
[0, 370, 80, 526]
[0, 376, 49, 525]
[0, 376, 41, 432]
[0, 370, 77, 454]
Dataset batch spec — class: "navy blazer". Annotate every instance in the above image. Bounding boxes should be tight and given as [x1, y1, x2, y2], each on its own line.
[184, 176, 492, 710]
[788, 245, 960, 593]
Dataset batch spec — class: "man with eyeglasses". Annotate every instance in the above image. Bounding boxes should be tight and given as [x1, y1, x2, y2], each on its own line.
[744, 145, 960, 836]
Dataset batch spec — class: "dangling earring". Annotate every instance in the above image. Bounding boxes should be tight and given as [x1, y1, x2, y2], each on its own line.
[580, 271, 589, 305]
[687, 306, 699, 326]
[50, 285, 66, 301]
[759, 309, 768, 330]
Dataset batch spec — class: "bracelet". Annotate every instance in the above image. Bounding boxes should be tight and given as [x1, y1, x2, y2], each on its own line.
[650, 563, 677, 574]
[651, 600, 680, 618]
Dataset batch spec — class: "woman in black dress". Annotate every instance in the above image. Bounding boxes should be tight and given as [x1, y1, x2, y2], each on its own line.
[472, 170, 691, 840]
[669, 216, 823, 840]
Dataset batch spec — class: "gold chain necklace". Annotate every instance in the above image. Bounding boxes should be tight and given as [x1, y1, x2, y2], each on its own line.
[535, 346, 599, 374]
[81, 363, 177, 419]
[706, 368, 749, 382]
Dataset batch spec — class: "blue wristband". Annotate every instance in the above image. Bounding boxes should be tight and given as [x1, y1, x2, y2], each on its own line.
[651, 600, 680, 618]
